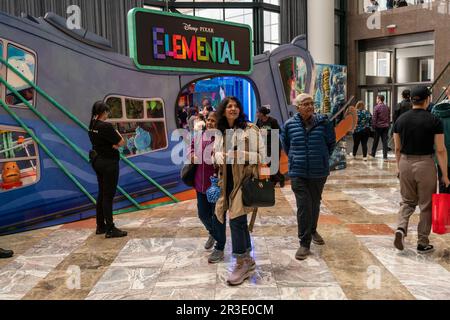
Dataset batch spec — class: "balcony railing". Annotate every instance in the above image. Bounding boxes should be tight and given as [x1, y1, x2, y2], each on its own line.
[359, 0, 434, 14]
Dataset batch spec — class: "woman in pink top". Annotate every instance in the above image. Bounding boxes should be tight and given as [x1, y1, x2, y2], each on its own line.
[191, 112, 218, 250]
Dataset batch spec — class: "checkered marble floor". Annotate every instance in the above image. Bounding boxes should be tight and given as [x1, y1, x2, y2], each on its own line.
[1, 155, 450, 300]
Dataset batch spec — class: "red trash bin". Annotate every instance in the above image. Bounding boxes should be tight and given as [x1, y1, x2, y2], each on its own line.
[432, 193, 450, 235]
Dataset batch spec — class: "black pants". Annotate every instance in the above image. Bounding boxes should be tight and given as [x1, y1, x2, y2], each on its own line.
[353, 129, 370, 157]
[291, 177, 327, 248]
[269, 148, 285, 185]
[371, 127, 389, 159]
[196, 192, 215, 236]
[92, 157, 119, 230]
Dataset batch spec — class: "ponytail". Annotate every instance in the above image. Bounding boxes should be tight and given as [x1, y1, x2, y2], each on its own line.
[89, 101, 110, 130]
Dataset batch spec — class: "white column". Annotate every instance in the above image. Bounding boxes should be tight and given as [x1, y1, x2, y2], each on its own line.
[307, 0, 335, 65]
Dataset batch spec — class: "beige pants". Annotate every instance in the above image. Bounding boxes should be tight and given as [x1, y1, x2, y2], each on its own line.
[397, 155, 437, 246]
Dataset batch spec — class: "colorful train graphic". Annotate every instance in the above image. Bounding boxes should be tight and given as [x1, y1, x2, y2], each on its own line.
[0, 9, 355, 235]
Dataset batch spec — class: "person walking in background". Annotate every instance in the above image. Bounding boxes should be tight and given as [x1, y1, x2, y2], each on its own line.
[178, 107, 188, 129]
[212, 96, 263, 285]
[256, 105, 285, 187]
[88, 101, 128, 238]
[386, 0, 394, 9]
[188, 108, 198, 131]
[393, 90, 412, 124]
[367, 0, 379, 12]
[201, 98, 214, 117]
[194, 113, 206, 131]
[371, 95, 390, 160]
[0, 247, 13, 259]
[351, 101, 372, 161]
[191, 112, 218, 253]
[393, 85, 449, 254]
[281, 93, 336, 261]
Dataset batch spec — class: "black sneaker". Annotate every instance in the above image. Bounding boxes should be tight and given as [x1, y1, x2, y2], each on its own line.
[394, 229, 405, 251]
[105, 226, 128, 238]
[208, 249, 224, 263]
[204, 235, 215, 250]
[417, 244, 435, 254]
[312, 232, 325, 245]
[0, 248, 14, 259]
[295, 246, 311, 260]
[96, 225, 107, 235]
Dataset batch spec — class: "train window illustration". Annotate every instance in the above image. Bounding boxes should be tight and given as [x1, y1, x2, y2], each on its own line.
[176, 76, 258, 129]
[125, 98, 144, 119]
[279, 56, 308, 105]
[105, 96, 168, 157]
[106, 97, 123, 119]
[5, 44, 36, 107]
[146, 100, 164, 119]
[0, 127, 40, 192]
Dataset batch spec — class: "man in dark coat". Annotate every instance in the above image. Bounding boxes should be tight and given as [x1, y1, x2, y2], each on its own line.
[281, 93, 336, 260]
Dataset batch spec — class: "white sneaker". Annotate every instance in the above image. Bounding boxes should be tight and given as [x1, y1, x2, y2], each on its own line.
[363, 157, 368, 161]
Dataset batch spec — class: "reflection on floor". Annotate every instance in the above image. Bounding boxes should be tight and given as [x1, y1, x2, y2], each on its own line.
[1, 156, 450, 300]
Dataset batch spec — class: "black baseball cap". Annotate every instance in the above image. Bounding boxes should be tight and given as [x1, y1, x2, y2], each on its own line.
[410, 85, 431, 103]
[258, 106, 270, 115]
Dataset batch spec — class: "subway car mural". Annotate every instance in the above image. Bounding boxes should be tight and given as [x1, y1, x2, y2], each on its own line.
[0, 9, 354, 235]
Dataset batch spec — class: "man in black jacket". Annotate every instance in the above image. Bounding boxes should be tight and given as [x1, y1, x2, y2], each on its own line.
[0, 247, 13, 259]
[256, 106, 285, 187]
[393, 89, 412, 124]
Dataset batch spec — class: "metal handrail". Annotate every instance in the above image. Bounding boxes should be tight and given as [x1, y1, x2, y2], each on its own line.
[0, 55, 178, 204]
[0, 76, 143, 211]
[435, 83, 450, 104]
[431, 62, 450, 92]
[0, 97, 97, 204]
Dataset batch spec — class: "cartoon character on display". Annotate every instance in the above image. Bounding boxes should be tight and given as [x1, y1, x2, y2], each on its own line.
[121, 135, 135, 156]
[331, 94, 346, 119]
[0, 162, 23, 190]
[8, 56, 34, 90]
[322, 67, 331, 114]
[134, 127, 152, 154]
[6, 56, 34, 104]
[330, 72, 346, 114]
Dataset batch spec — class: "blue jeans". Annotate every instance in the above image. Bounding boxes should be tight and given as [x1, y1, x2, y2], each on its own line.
[196, 192, 215, 236]
[212, 211, 251, 256]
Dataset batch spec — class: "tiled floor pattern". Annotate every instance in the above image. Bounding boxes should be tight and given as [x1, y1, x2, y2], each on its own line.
[1, 156, 450, 300]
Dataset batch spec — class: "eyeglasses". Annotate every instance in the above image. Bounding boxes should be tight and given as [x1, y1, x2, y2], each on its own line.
[299, 101, 314, 107]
